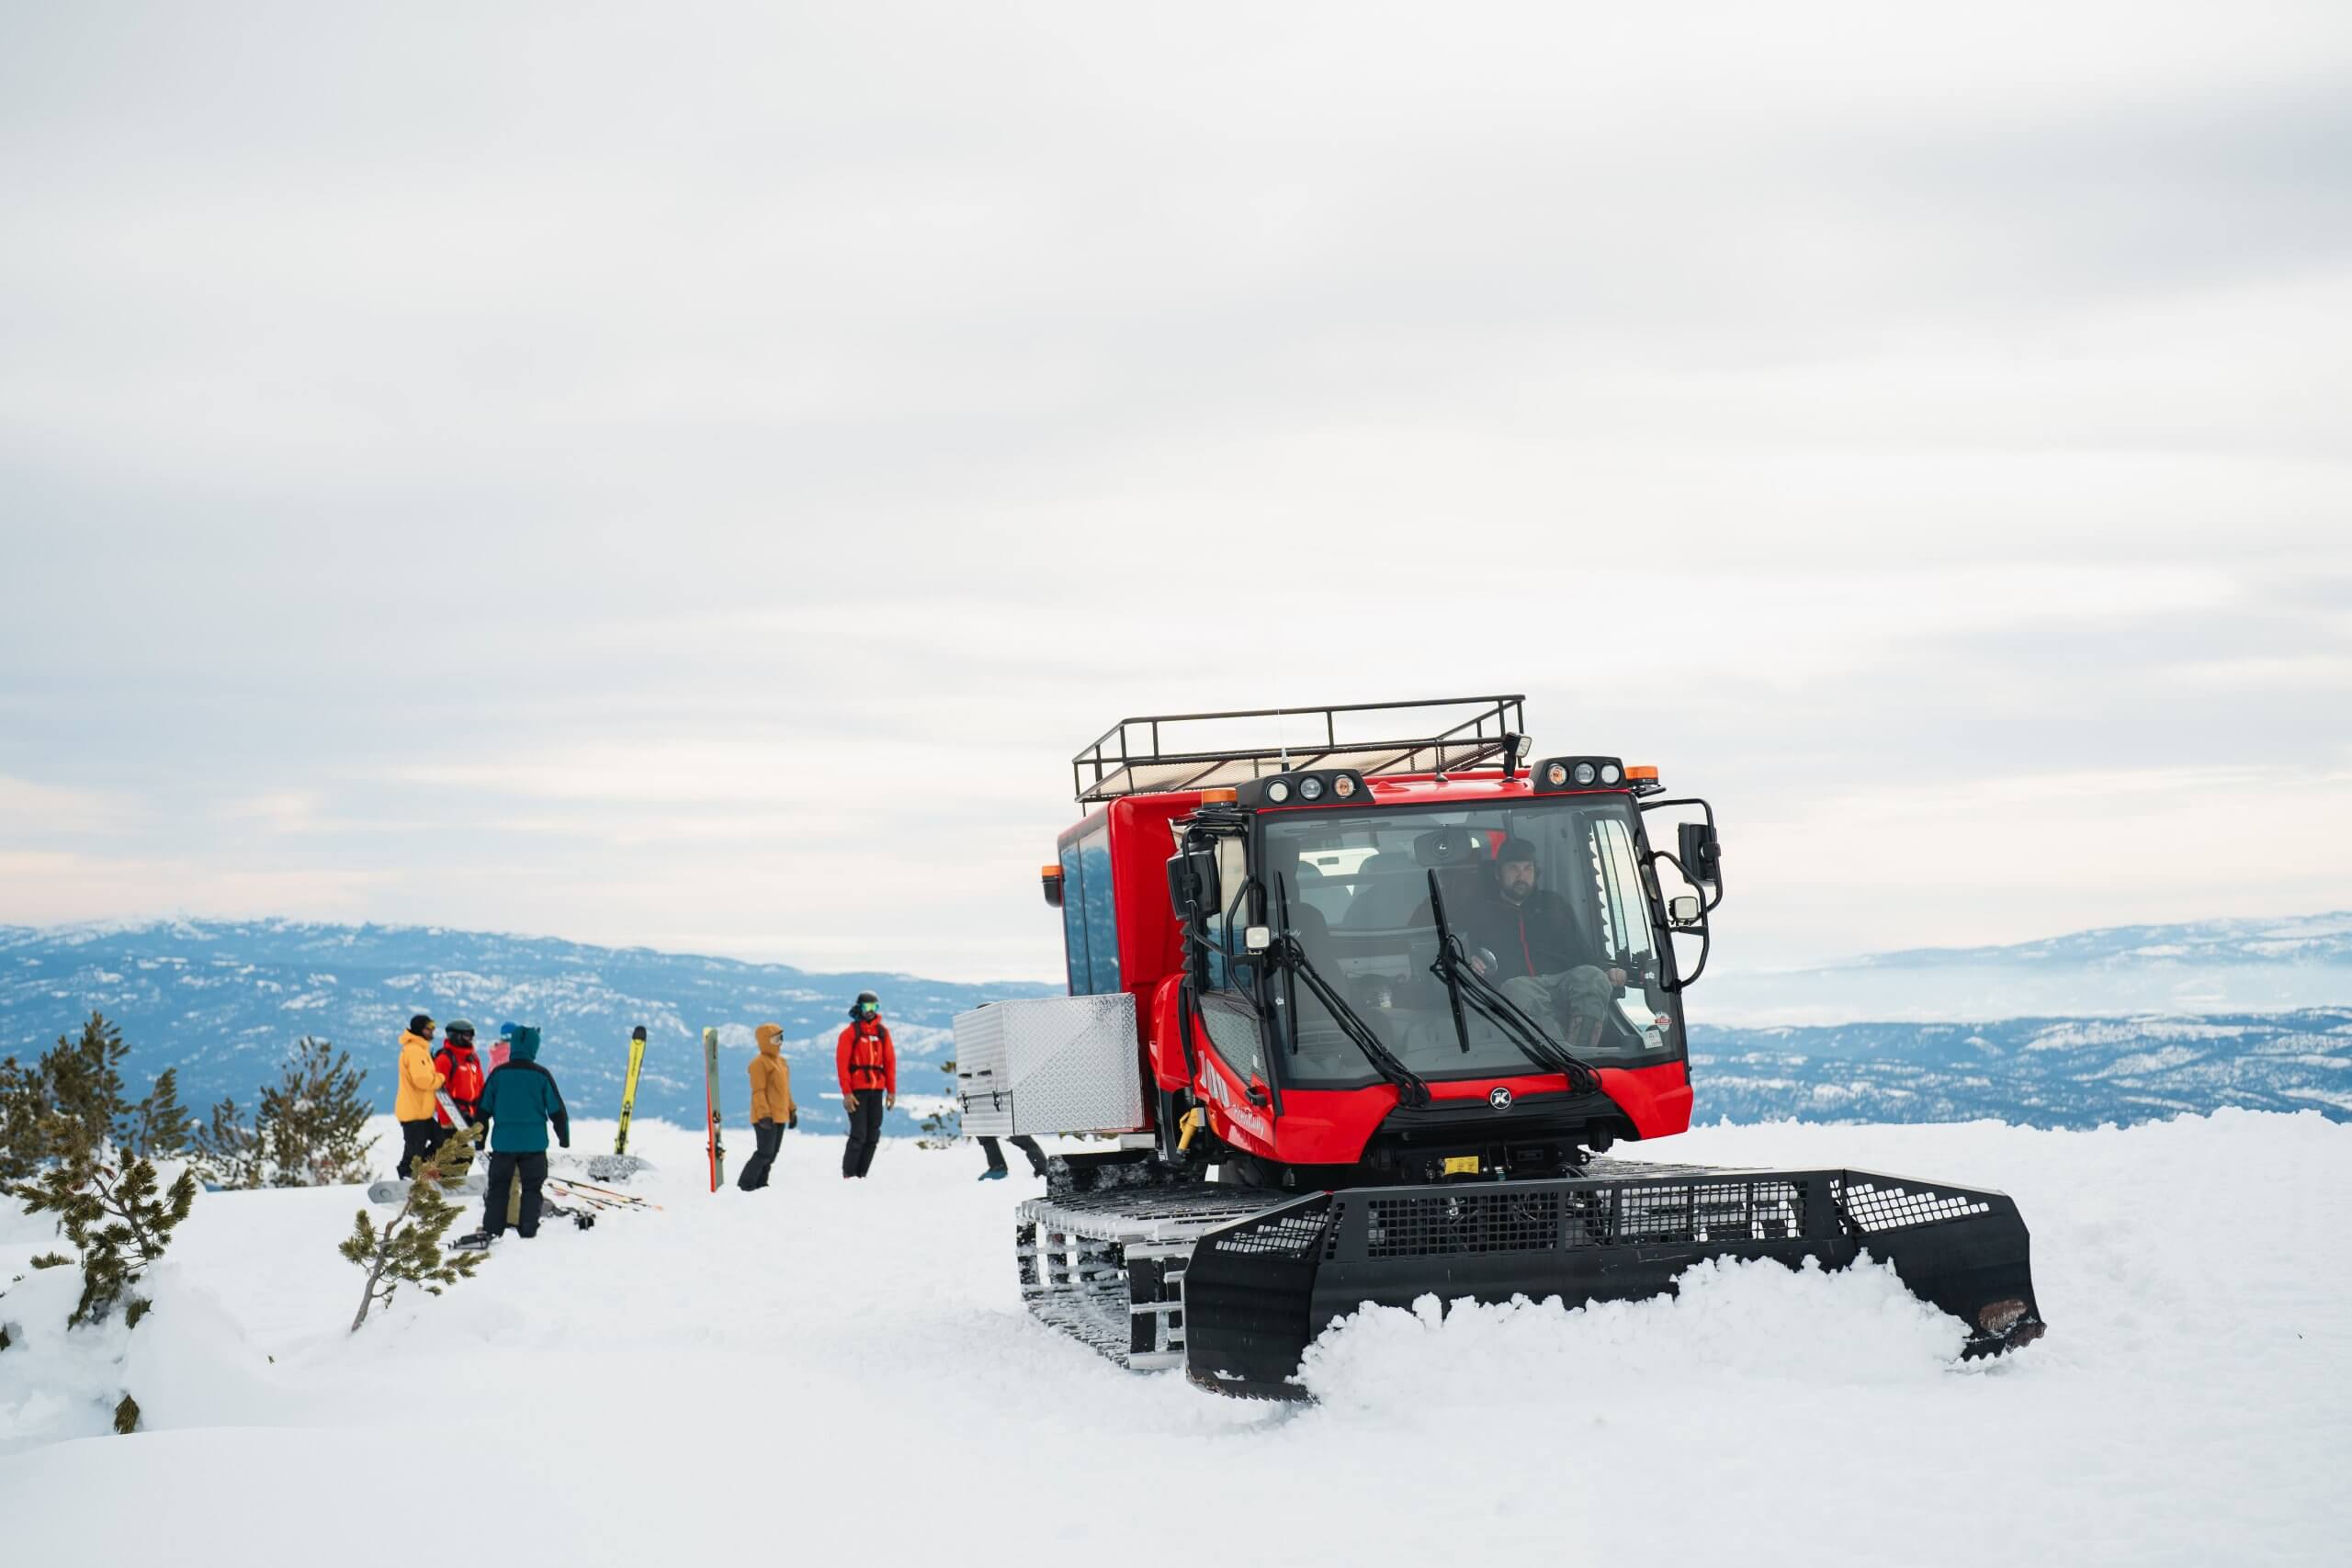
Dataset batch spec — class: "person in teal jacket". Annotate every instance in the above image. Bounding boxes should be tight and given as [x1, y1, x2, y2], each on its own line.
[475, 1025, 570, 1240]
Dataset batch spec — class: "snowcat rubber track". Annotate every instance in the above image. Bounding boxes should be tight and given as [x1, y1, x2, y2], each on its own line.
[1015, 1185, 1283, 1370]
[1180, 1161, 2046, 1400]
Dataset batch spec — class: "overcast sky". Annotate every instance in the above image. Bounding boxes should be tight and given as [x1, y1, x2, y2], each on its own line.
[2, 2, 2347, 983]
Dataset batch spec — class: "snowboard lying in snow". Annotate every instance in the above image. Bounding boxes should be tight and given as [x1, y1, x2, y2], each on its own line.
[368, 1172, 489, 1203]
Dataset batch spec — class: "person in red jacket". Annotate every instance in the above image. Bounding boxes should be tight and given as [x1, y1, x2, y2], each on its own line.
[836, 990, 895, 1179]
[433, 1021, 489, 1168]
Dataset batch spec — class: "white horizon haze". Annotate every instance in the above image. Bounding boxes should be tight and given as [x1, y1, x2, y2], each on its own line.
[3, 3, 2348, 983]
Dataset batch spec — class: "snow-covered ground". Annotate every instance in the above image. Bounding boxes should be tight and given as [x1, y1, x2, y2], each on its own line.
[5, 1112, 2348, 1565]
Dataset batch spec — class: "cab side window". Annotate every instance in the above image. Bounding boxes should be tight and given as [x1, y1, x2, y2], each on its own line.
[1080, 829, 1121, 993]
[1059, 827, 1123, 996]
[1197, 989, 1264, 1081]
[1058, 840, 1089, 994]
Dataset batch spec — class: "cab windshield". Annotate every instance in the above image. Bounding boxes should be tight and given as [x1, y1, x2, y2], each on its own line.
[1254, 798, 1678, 1087]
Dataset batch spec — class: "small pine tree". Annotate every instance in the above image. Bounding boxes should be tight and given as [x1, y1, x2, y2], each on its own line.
[5, 1015, 198, 1326]
[0, 1051, 47, 1188]
[191, 1095, 266, 1190]
[191, 1038, 375, 1190]
[339, 1125, 483, 1332]
[916, 1057, 963, 1149]
[259, 1037, 374, 1188]
[127, 1066, 191, 1159]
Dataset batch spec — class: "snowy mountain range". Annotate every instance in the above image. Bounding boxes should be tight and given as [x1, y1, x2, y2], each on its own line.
[3, 915, 2346, 1134]
[1702, 912, 2352, 1024]
[0, 919, 1056, 1137]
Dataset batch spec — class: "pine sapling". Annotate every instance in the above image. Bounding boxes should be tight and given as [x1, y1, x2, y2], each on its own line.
[192, 1095, 265, 1190]
[6, 1015, 199, 1326]
[339, 1124, 483, 1332]
[917, 1057, 962, 1148]
[261, 1037, 376, 1188]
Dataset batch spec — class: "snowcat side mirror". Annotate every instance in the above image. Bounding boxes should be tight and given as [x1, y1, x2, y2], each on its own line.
[1668, 894, 1702, 927]
[1677, 821, 1721, 886]
[1166, 848, 1221, 921]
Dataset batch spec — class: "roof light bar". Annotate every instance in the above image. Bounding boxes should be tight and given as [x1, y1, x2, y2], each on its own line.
[1234, 770, 1367, 808]
[1534, 756, 1634, 794]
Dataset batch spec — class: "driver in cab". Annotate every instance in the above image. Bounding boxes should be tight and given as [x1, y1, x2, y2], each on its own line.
[1470, 839, 1627, 1051]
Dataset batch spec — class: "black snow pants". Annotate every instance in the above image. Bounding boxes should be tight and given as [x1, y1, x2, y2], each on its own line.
[738, 1120, 785, 1190]
[842, 1094, 886, 1179]
[980, 1135, 1047, 1177]
[396, 1118, 445, 1179]
[483, 1151, 548, 1236]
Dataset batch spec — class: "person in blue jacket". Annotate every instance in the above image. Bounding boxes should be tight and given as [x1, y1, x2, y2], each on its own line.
[475, 1024, 570, 1240]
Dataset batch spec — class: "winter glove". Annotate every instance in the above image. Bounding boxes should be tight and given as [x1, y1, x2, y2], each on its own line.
[559, 1134, 571, 1149]
[788, 1111, 798, 1129]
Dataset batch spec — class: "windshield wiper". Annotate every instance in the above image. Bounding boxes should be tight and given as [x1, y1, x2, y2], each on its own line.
[1423, 871, 1476, 1055]
[1426, 871, 1604, 1096]
[1272, 875, 1430, 1108]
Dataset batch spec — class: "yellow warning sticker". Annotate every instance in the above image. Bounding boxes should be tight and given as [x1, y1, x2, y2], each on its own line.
[1442, 1155, 1481, 1176]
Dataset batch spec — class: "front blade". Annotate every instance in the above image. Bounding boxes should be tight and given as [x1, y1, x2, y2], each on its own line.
[1182, 1163, 2043, 1399]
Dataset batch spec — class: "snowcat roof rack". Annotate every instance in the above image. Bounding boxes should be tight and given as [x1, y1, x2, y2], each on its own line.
[1072, 695, 1528, 804]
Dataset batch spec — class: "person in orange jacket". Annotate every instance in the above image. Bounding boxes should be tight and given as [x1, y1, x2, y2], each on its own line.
[394, 1012, 448, 1178]
[739, 1022, 798, 1190]
[836, 990, 894, 1179]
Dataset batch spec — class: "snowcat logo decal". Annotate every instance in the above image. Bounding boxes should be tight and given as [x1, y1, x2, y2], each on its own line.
[1200, 1058, 1271, 1143]
[1488, 1086, 1514, 1111]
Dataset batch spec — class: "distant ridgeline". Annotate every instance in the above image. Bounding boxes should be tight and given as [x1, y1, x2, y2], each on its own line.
[0, 919, 1057, 1137]
[1689, 1010, 2352, 1128]
[2, 919, 2347, 1134]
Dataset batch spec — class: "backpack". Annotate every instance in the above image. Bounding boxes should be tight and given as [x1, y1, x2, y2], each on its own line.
[440, 1044, 486, 1107]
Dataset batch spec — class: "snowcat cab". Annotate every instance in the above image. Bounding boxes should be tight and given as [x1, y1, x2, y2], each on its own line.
[956, 696, 2045, 1398]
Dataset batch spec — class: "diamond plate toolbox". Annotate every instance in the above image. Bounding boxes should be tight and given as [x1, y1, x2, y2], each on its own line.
[953, 992, 1142, 1137]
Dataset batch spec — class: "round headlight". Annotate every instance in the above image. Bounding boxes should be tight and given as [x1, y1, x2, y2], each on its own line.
[1544, 761, 1567, 787]
[1299, 775, 1326, 801]
[1573, 761, 1598, 785]
[1600, 762, 1622, 784]
[1266, 780, 1291, 804]
[1333, 773, 1357, 799]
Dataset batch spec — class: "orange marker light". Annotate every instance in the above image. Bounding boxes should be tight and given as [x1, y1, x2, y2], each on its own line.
[1039, 865, 1063, 878]
[1201, 787, 1239, 804]
[1625, 765, 1659, 782]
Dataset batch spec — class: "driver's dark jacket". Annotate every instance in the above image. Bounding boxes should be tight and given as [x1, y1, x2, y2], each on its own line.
[1460, 889, 1580, 980]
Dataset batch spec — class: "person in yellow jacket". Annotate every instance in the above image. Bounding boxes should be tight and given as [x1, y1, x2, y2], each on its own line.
[395, 1012, 449, 1178]
[738, 1022, 798, 1191]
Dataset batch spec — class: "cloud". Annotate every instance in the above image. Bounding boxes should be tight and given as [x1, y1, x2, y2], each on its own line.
[0, 2, 2346, 976]
[0, 776, 134, 837]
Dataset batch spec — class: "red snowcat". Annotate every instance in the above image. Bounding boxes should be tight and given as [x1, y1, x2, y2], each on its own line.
[952, 696, 2044, 1397]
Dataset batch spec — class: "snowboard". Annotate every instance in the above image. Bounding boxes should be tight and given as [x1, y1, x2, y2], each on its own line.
[616, 1025, 648, 1156]
[703, 1026, 724, 1191]
[369, 1173, 488, 1203]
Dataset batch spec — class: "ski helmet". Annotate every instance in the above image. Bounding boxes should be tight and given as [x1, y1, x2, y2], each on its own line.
[409, 1012, 435, 1035]
[850, 989, 880, 1021]
[445, 1020, 476, 1040]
